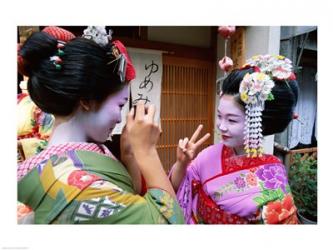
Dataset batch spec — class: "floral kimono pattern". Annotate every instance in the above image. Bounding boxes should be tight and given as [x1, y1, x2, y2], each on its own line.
[17, 93, 54, 162]
[17, 93, 55, 221]
[18, 145, 184, 224]
[172, 143, 298, 224]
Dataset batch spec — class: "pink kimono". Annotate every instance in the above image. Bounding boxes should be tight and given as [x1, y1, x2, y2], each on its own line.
[171, 143, 298, 224]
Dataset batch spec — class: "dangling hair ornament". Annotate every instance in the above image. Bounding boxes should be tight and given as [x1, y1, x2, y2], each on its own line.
[216, 26, 236, 93]
[107, 44, 127, 83]
[239, 55, 296, 158]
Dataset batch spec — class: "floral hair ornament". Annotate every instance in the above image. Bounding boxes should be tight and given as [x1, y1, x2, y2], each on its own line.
[82, 26, 112, 47]
[244, 54, 296, 82]
[82, 26, 125, 82]
[82, 26, 136, 83]
[239, 54, 296, 158]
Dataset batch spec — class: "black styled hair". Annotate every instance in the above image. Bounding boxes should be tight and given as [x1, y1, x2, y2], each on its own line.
[19, 31, 124, 116]
[221, 67, 299, 136]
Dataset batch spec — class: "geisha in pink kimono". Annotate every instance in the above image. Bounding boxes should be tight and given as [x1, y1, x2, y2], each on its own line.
[170, 55, 299, 224]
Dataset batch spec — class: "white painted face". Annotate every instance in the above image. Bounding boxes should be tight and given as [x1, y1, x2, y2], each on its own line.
[81, 85, 129, 143]
[216, 94, 246, 149]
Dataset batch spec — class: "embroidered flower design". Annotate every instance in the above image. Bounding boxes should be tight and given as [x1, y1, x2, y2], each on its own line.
[256, 164, 288, 193]
[249, 167, 259, 173]
[246, 172, 258, 186]
[67, 170, 101, 190]
[234, 176, 246, 189]
[262, 194, 297, 224]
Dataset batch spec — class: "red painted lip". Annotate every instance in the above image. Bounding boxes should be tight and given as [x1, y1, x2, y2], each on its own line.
[222, 135, 231, 140]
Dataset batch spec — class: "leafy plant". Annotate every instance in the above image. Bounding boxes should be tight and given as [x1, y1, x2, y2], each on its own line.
[288, 153, 317, 221]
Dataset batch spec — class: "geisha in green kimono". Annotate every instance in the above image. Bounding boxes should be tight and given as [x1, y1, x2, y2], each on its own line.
[17, 26, 184, 224]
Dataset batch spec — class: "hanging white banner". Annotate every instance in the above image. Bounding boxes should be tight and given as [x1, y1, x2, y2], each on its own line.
[112, 48, 163, 135]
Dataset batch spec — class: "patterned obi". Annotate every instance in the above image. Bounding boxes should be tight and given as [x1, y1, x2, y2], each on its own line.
[192, 180, 258, 224]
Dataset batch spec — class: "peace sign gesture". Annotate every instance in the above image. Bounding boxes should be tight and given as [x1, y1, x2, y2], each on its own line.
[176, 124, 211, 167]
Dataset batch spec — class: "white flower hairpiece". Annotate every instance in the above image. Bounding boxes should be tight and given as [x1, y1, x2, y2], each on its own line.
[82, 26, 112, 46]
[239, 54, 295, 158]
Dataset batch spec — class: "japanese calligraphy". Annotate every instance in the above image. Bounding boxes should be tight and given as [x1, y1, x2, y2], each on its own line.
[133, 60, 159, 105]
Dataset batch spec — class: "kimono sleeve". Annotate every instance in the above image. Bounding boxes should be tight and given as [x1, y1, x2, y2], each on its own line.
[169, 160, 201, 224]
[254, 162, 299, 224]
[260, 192, 299, 224]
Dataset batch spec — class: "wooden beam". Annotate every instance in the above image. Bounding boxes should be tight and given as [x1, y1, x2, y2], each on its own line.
[113, 36, 215, 61]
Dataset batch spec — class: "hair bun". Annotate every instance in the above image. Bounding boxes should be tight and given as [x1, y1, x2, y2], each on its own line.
[18, 32, 58, 75]
[18, 27, 75, 76]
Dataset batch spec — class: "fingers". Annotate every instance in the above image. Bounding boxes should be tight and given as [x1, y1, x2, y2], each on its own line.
[133, 101, 156, 124]
[184, 149, 193, 159]
[179, 137, 189, 151]
[182, 137, 189, 150]
[135, 101, 145, 121]
[194, 133, 211, 147]
[126, 107, 135, 127]
[146, 104, 156, 123]
[178, 139, 183, 149]
[190, 124, 203, 143]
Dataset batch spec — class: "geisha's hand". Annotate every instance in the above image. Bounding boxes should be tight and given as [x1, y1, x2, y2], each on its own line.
[126, 101, 176, 197]
[126, 101, 161, 154]
[176, 124, 210, 167]
[170, 125, 210, 192]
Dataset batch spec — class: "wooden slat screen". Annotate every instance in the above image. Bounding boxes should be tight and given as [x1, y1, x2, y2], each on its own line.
[157, 56, 214, 173]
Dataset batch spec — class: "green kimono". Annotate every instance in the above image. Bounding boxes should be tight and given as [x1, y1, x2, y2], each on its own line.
[18, 150, 184, 224]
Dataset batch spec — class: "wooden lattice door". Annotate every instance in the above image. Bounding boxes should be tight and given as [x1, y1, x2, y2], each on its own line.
[157, 55, 215, 173]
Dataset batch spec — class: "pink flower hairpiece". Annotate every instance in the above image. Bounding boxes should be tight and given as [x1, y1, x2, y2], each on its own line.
[243, 54, 296, 81]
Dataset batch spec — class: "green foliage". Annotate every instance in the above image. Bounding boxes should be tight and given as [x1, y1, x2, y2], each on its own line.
[288, 153, 317, 221]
